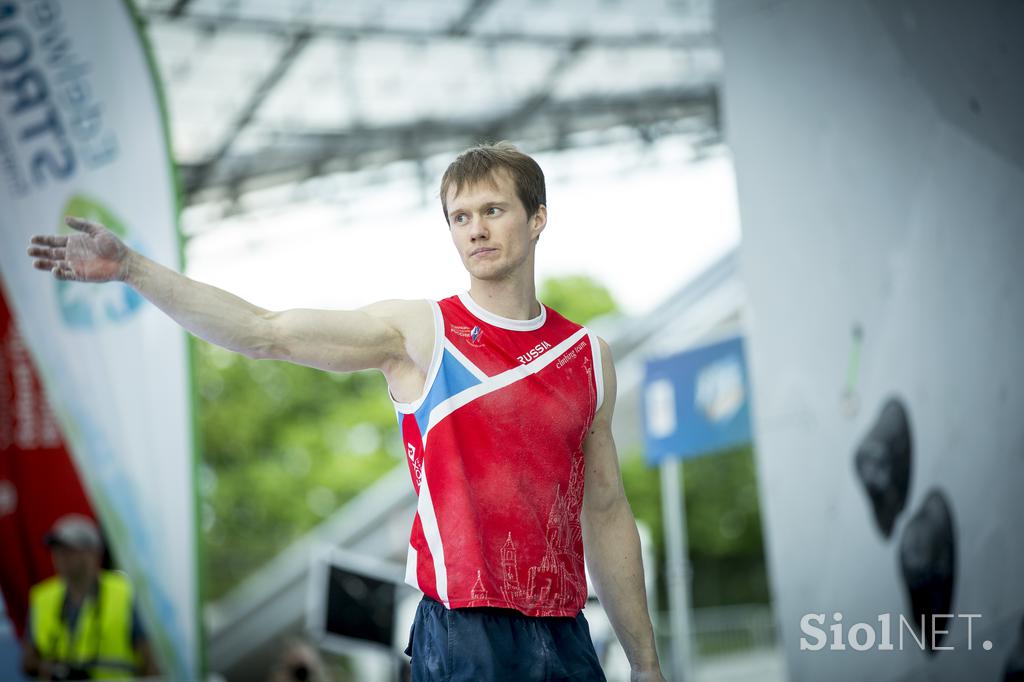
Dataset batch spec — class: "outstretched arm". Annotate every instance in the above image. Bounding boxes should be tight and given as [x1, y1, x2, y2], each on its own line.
[27, 217, 432, 380]
[581, 338, 666, 682]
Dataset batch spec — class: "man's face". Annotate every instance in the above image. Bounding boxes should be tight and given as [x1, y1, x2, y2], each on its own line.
[446, 170, 546, 281]
[51, 545, 99, 584]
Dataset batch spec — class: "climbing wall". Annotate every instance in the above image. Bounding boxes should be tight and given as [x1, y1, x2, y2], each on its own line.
[717, 0, 1024, 679]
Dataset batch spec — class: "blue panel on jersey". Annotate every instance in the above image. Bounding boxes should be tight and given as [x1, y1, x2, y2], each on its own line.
[413, 349, 482, 436]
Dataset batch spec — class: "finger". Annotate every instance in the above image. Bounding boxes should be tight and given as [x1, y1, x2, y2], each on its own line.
[34, 259, 56, 271]
[31, 234, 68, 247]
[54, 266, 76, 281]
[27, 246, 65, 260]
[65, 216, 100, 235]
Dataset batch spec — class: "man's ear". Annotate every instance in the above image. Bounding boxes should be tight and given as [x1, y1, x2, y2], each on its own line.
[531, 204, 547, 240]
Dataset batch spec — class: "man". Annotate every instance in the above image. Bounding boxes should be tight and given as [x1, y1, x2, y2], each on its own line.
[21, 514, 158, 680]
[27, 142, 665, 681]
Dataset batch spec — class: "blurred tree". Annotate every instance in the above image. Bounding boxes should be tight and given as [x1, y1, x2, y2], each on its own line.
[620, 445, 770, 610]
[539, 275, 618, 325]
[683, 445, 771, 608]
[195, 342, 400, 600]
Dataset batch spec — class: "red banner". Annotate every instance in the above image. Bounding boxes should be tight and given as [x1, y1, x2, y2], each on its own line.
[0, 285, 96, 639]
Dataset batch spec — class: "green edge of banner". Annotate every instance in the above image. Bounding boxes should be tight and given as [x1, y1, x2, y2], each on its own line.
[121, 1, 207, 680]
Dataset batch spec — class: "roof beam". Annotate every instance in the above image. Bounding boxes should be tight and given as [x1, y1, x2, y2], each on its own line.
[187, 30, 313, 192]
[497, 36, 589, 136]
[449, 0, 496, 36]
[140, 9, 716, 50]
[180, 86, 719, 203]
[165, 0, 194, 19]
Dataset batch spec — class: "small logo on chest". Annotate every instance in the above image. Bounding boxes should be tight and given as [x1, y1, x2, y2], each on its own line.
[451, 324, 486, 347]
[517, 341, 552, 365]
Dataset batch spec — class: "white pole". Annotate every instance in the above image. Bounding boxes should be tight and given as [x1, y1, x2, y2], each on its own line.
[660, 457, 696, 682]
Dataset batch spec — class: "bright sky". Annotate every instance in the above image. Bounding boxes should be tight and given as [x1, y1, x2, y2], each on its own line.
[183, 138, 741, 317]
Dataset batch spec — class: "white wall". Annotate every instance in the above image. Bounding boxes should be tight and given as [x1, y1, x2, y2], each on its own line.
[717, 1, 1024, 680]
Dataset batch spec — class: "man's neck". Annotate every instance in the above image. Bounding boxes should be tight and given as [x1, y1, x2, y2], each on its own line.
[468, 274, 540, 321]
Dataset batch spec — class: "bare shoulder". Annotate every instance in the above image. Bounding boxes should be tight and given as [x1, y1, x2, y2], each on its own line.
[359, 298, 432, 328]
[360, 299, 435, 370]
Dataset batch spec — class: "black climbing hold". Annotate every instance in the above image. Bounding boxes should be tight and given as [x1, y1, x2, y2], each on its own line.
[854, 397, 912, 538]
[899, 489, 956, 655]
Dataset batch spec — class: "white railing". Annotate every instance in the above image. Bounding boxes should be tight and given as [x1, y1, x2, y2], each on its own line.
[656, 604, 777, 658]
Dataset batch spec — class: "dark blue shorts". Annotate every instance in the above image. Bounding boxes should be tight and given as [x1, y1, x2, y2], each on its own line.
[405, 595, 607, 681]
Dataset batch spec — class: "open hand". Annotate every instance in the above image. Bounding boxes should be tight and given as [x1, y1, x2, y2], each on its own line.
[27, 216, 130, 283]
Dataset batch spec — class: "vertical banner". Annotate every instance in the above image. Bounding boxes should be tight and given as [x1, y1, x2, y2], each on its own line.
[0, 2, 199, 680]
[0, 285, 98, 639]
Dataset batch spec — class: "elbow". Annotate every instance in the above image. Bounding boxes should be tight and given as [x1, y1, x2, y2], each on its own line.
[241, 310, 288, 360]
[244, 337, 288, 361]
[243, 344, 277, 361]
[585, 488, 631, 521]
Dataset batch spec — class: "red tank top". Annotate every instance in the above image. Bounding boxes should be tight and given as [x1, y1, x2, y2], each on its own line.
[393, 293, 604, 617]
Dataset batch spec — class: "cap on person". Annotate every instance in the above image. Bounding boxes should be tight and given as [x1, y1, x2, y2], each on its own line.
[44, 514, 102, 550]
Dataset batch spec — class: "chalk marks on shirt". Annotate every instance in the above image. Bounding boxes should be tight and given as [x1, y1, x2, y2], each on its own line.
[490, 453, 587, 611]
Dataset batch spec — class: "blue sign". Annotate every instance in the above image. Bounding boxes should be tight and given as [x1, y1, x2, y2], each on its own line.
[642, 336, 753, 464]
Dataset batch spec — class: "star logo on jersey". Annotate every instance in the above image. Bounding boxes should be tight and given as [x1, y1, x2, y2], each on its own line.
[450, 323, 486, 347]
[470, 325, 484, 346]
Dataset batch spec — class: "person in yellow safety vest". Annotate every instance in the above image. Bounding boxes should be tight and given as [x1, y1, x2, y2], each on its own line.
[20, 515, 159, 680]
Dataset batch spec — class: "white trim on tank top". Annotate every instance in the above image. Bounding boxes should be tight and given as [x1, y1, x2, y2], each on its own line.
[416, 465, 449, 607]
[390, 300, 444, 412]
[457, 291, 547, 331]
[588, 331, 605, 416]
